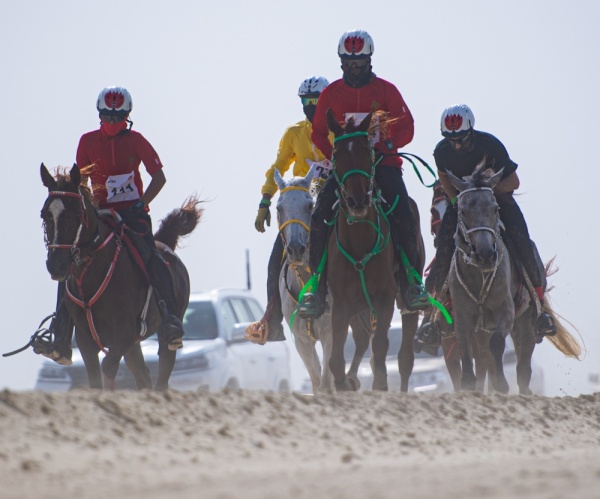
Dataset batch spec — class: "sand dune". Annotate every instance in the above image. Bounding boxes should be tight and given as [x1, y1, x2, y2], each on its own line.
[1, 389, 599, 498]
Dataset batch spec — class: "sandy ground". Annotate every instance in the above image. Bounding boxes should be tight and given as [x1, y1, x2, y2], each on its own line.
[1, 389, 599, 499]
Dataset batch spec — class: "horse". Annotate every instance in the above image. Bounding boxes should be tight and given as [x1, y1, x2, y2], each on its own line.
[324, 109, 424, 392]
[273, 165, 372, 393]
[446, 161, 580, 393]
[40, 163, 202, 391]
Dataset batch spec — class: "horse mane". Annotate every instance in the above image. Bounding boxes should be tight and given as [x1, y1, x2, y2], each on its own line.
[52, 166, 95, 206]
[343, 110, 398, 143]
[470, 156, 498, 188]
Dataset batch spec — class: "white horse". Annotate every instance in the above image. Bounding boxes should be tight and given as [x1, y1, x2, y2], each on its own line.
[274, 166, 336, 394]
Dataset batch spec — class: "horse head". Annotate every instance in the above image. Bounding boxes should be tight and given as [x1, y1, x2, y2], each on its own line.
[447, 159, 504, 271]
[40, 163, 96, 280]
[274, 165, 315, 266]
[326, 108, 374, 218]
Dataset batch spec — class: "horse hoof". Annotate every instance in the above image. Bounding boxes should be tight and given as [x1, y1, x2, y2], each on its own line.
[347, 376, 361, 391]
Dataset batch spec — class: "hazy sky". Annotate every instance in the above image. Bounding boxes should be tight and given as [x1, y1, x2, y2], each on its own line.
[1, 1, 598, 395]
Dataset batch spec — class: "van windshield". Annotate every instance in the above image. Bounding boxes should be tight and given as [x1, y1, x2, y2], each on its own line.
[183, 301, 219, 340]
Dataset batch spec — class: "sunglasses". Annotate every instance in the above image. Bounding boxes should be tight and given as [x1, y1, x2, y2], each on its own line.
[301, 97, 319, 106]
[448, 134, 471, 145]
[341, 58, 369, 69]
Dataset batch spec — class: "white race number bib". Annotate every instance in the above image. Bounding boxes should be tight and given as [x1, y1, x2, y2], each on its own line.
[344, 112, 379, 145]
[105, 172, 140, 204]
[307, 159, 333, 181]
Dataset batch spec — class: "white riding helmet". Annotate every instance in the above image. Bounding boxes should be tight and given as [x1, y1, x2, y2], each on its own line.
[97, 86, 133, 116]
[298, 76, 329, 96]
[338, 29, 374, 58]
[441, 104, 475, 138]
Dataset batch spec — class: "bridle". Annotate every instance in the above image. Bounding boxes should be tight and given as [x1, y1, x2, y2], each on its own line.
[331, 131, 381, 211]
[452, 186, 505, 331]
[43, 189, 103, 266]
[277, 185, 311, 247]
[455, 187, 502, 268]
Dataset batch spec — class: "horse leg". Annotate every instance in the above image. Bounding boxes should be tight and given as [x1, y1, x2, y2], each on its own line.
[329, 310, 352, 391]
[79, 345, 103, 389]
[101, 352, 123, 391]
[316, 316, 335, 394]
[154, 343, 177, 391]
[472, 338, 488, 393]
[123, 342, 152, 390]
[293, 323, 322, 394]
[398, 311, 418, 392]
[441, 334, 462, 391]
[488, 332, 509, 394]
[347, 314, 371, 391]
[513, 314, 535, 395]
[371, 303, 395, 391]
[455, 318, 476, 391]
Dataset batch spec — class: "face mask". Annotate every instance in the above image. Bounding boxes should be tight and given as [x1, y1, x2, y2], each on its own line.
[341, 58, 373, 88]
[303, 105, 317, 123]
[100, 120, 128, 137]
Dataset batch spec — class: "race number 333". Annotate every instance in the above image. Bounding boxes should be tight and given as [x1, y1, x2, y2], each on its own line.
[105, 172, 140, 204]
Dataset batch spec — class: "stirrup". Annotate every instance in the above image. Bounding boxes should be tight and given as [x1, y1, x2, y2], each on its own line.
[405, 284, 430, 311]
[244, 321, 268, 345]
[297, 293, 324, 319]
[535, 311, 556, 337]
[30, 315, 73, 366]
[413, 321, 441, 356]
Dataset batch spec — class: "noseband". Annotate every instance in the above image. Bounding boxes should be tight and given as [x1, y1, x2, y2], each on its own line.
[455, 187, 502, 267]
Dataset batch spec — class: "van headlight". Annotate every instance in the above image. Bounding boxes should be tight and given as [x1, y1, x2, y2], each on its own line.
[173, 352, 212, 372]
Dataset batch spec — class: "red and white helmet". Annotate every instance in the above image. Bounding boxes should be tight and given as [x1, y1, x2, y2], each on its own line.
[298, 76, 329, 96]
[338, 29, 374, 59]
[96, 86, 133, 116]
[440, 104, 475, 138]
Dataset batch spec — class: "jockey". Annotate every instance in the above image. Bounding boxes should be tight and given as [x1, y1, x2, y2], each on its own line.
[415, 103, 556, 349]
[33, 86, 184, 364]
[297, 29, 429, 318]
[250, 76, 331, 343]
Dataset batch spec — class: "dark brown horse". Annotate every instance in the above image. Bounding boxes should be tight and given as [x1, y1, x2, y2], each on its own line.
[40, 163, 202, 390]
[325, 110, 424, 391]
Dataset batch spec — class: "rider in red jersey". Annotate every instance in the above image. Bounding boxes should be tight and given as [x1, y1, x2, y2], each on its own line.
[298, 29, 429, 318]
[33, 87, 184, 364]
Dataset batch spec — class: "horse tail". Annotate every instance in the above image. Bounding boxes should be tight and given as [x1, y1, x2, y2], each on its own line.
[543, 301, 582, 359]
[154, 195, 204, 251]
[541, 258, 582, 359]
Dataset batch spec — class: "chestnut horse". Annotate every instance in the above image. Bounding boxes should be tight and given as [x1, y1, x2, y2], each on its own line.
[39, 164, 202, 390]
[325, 110, 424, 392]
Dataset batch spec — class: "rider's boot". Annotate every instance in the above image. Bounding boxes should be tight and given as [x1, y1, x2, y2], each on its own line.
[32, 282, 73, 365]
[148, 253, 185, 351]
[413, 266, 444, 354]
[297, 214, 330, 319]
[534, 286, 556, 340]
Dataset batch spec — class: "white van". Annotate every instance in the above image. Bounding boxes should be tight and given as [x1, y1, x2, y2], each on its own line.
[35, 289, 291, 392]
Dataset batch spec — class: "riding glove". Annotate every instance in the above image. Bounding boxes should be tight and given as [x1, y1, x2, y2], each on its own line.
[254, 198, 271, 232]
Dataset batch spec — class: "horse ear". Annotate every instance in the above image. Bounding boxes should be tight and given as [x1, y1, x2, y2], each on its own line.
[358, 112, 373, 133]
[70, 163, 81, 187]
[446, 169, 469, 192]
[305, 162, 317, 185]
[40, 163, 57, 190]
[488, 167, 505, 189]
[273, 168, 286, 191]
[326, 108, 343, 136]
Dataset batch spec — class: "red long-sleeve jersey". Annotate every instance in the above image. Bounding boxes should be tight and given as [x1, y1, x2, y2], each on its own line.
[311, 76, 414, 168]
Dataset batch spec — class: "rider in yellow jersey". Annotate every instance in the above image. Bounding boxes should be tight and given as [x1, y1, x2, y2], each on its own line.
[248, 76, 331, 344]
